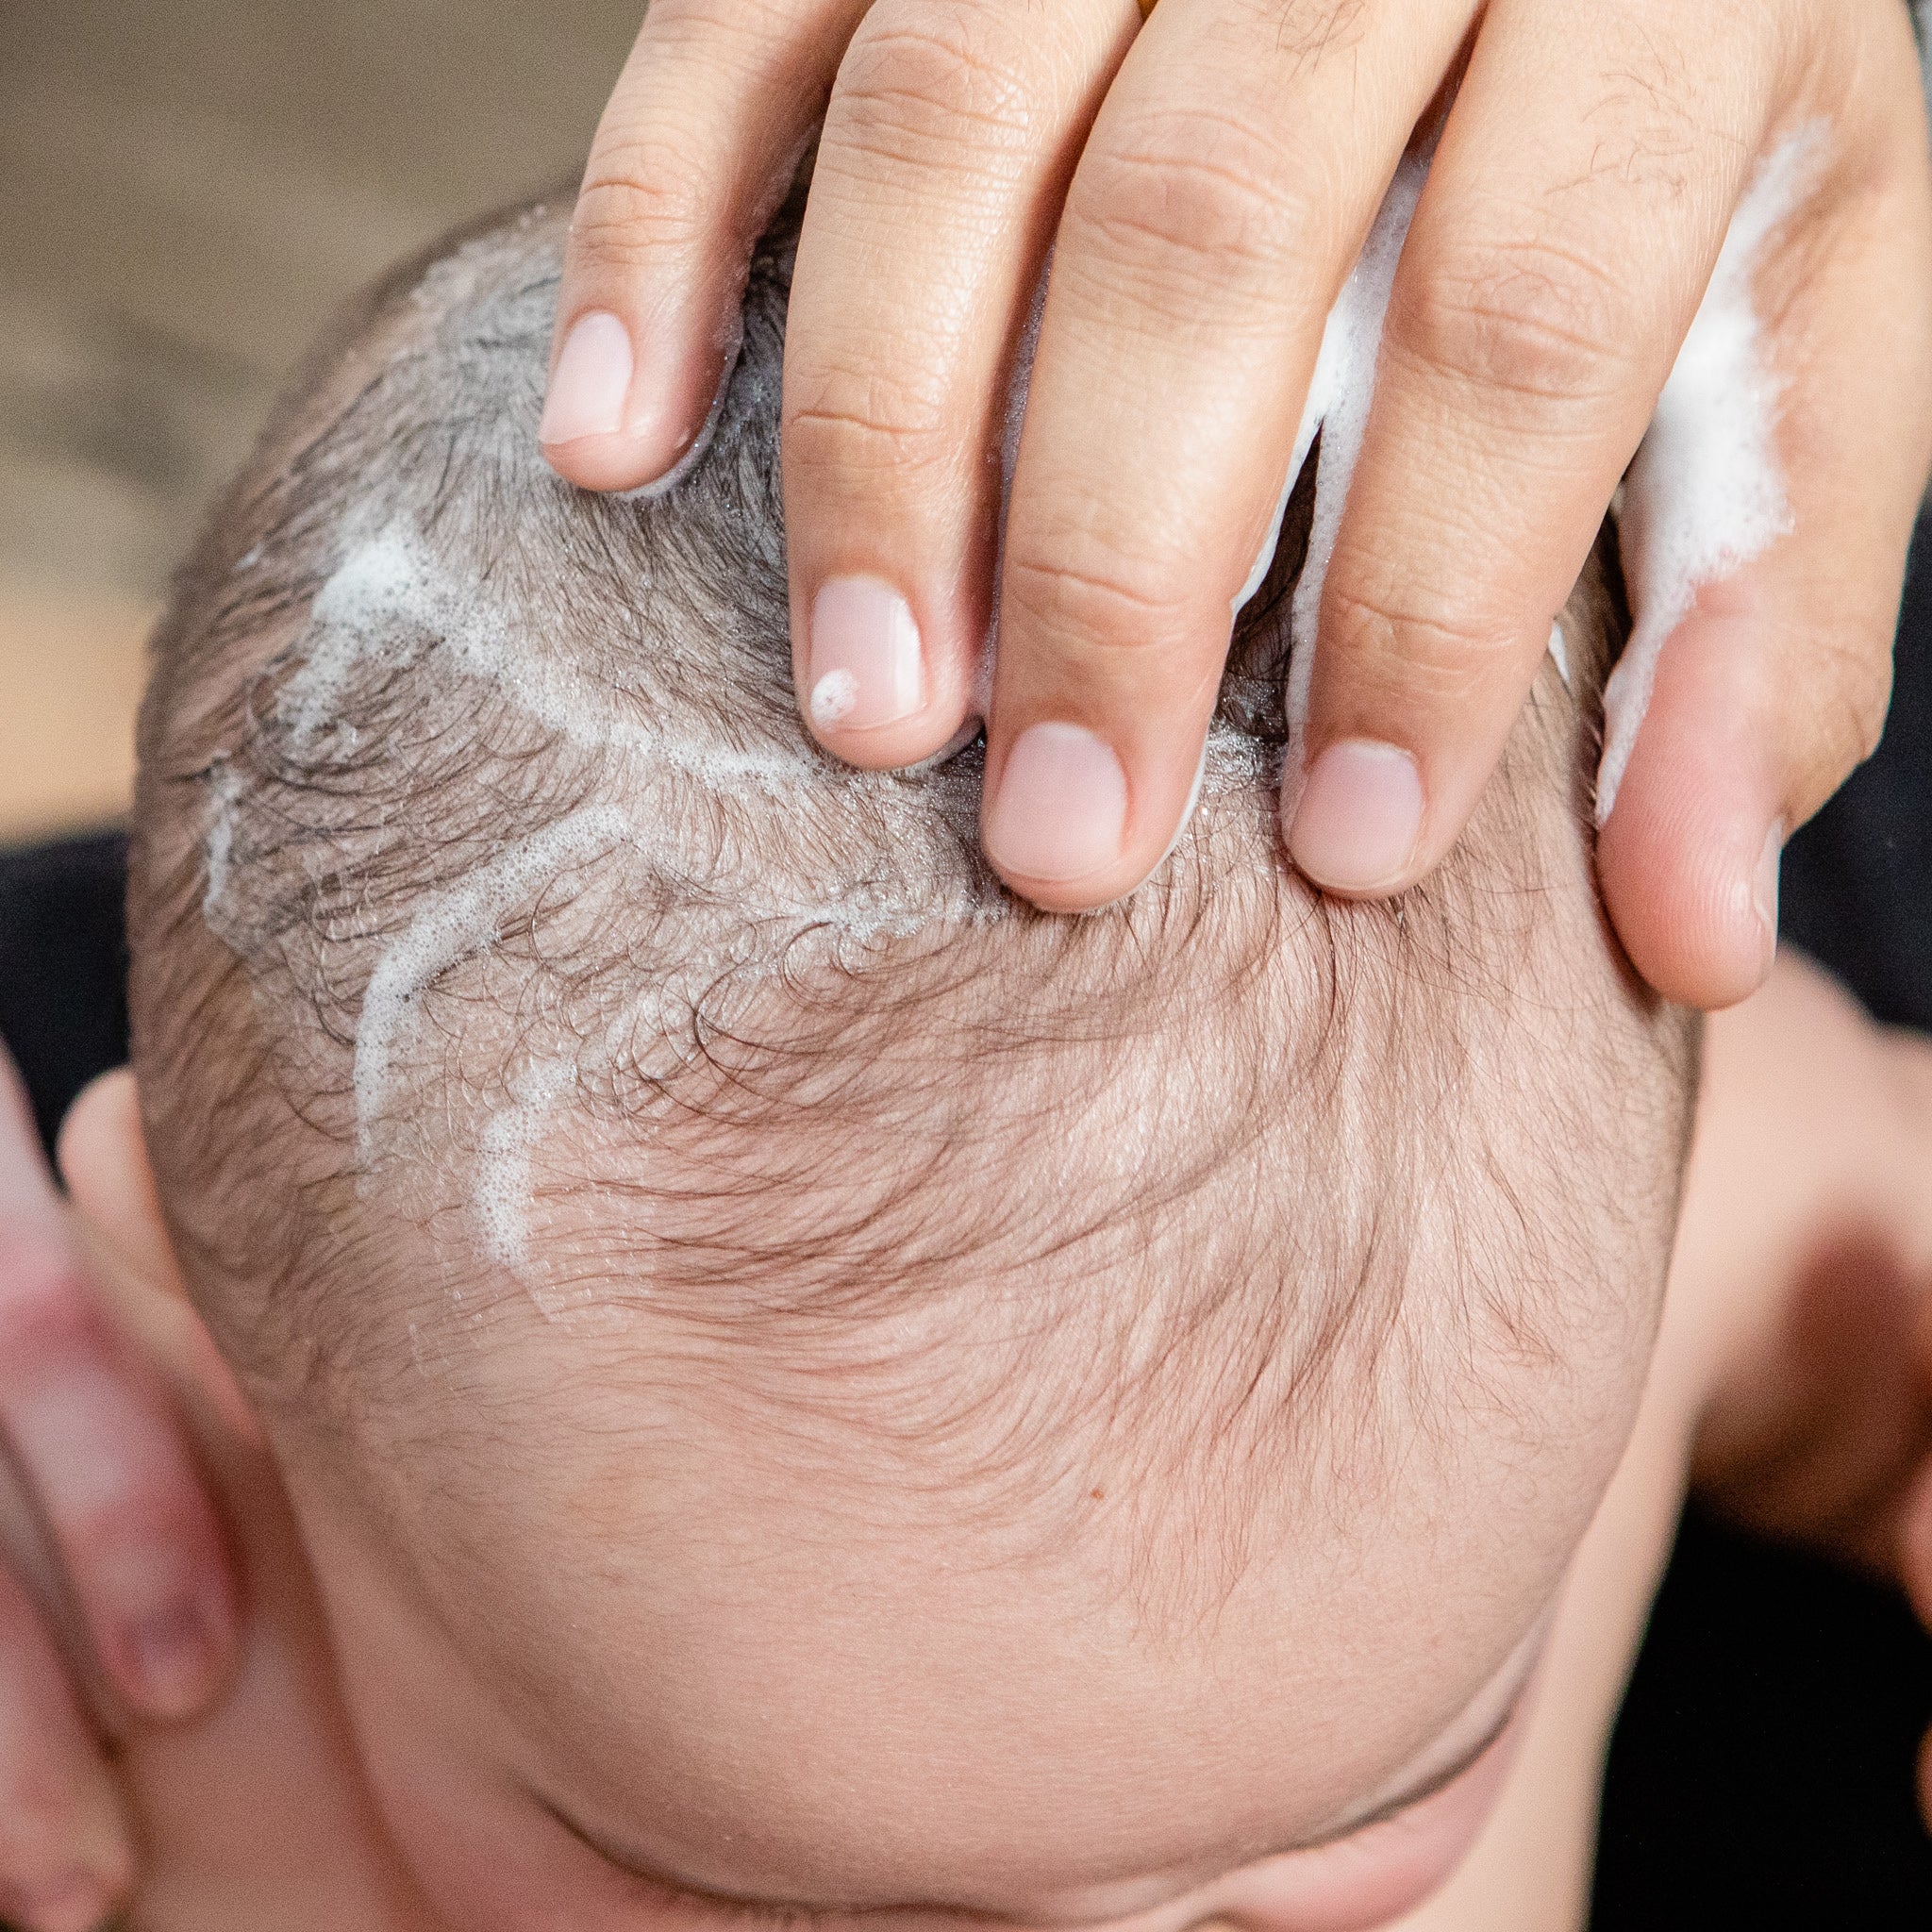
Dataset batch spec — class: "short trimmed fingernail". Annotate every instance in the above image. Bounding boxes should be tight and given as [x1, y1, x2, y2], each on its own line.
[808, 577, 924, 732]
[15, 1869, 116, 1932]
[1286, 739, 1424, 893]
[123, 1591, 225, 1720]
[983, 723, 1128, 883]
[540, 311, 633, 444]
[1753, 820, 1784, 968]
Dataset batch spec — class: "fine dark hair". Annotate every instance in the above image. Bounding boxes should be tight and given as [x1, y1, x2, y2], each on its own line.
[125, 186, 1695, 1564]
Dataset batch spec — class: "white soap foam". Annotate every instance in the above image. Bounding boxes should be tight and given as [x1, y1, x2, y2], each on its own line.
[1233, 154, 1425, 625]
[280, 525, 437, 748]
[994, 166, 1544, 819]
[352, 806, 631, 1158]
[281, 519, 814, 791]
[1226, 127, 1819, 812]
[475, 1059, 576, 1271]
[243, 501, 1013, 1091]
[202, 761, 242, 920]
[1281, 151, 1432, 785]
[1596, 124, 1824, 822]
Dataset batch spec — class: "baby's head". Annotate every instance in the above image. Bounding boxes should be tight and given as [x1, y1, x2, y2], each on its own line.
[124, 195, 1694, 1931]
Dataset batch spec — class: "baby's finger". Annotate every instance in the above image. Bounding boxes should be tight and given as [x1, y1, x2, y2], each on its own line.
[1600, 70, 1932, 1008]
[982, 0, 1468, 907]
[543, 0, 870, 493]
[0, 1055, 237, 1725]
[0, 1560, 133, 1932]
[1284, 0, 1764, 898]
[784, 0, 1136, 769]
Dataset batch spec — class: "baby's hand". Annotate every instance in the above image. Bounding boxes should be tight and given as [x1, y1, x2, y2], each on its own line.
[0, 1050, 238, 1932]
[1675, 953, 1932, 1810]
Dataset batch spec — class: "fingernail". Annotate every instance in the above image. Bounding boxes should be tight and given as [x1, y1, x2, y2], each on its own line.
[122, 1591, 225, 1720]
[15, 1869, 115, 1932]
[1286, 739, 1424, 894]
[808, 577, 924, 731]
[1753, 820, 1784, 971]
[983, 723, 1128, 883]
[540, 311, 633, 445]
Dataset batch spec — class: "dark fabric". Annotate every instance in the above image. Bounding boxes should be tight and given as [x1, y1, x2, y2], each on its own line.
[0, 829, 129, 1161]
[0, 515, 1929, 1917]
[1778, 510, 1932, 1031]
[1592, 513, 1932, 1924]
[1596, 1509, 1932, 1925]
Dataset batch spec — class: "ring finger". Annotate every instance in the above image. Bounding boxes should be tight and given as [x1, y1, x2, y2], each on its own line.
[983, 0, 1472, 906]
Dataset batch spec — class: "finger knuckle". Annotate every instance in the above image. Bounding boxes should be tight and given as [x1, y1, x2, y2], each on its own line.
[1066, 108, 1330, 326]
[0, 1232, 105, 1372]
[831, 5, 1041, 175]
[1402, 233, 1635, 410]
[785, 353, 958, 490]
[1003, 529, 1196, 652]
[572, 137, 717, 271]
[1322, 582, 1516, 709]
[638, 0, 777, 49]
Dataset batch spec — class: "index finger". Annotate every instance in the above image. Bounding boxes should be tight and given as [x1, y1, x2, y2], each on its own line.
[0, 1049, 236, 1725]
[543, 0, 869, 493]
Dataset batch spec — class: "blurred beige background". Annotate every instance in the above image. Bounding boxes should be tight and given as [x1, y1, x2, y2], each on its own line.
[0, 0, 644, 839]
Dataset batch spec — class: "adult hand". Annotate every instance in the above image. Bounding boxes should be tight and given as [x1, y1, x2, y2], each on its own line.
[0, 1050, 238, 1931]
[543, 0, 1932, 1008]
[51, 1071, 442, 1932]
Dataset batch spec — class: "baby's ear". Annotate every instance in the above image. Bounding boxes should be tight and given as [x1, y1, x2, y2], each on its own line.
[58, 1069, 185, 1307]
[58, 1072, 260, 1444]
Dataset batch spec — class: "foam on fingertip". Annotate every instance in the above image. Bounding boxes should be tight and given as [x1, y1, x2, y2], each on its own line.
[1597, 124, 1826, 824]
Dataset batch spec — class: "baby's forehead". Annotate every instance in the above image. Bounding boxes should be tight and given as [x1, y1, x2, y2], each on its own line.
[329, 1292, 1544, 1899]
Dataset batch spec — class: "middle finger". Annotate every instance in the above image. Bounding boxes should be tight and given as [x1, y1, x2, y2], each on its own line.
[983, 0, 1473, 907]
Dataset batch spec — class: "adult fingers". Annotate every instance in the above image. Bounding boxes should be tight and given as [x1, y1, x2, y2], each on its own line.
[0, 1051, 237, 1725]
[0, 1557, 133, 1932]
[543, 0, 871, 492]
[1284, 0, 1768, 900]
[1600, 16, 1932, 1007]
[981, 0, 1471, 908]
[783, 0, 1138, 769]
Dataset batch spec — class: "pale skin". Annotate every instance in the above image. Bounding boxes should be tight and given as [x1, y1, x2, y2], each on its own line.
[0, 1048, 237, 1930]
[5, 16, 1929, 1919]
[3, 951, 1932, 1932]
[540, 0, 1932, 1012]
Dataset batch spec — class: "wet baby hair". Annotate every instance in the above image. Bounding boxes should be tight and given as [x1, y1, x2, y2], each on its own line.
[126, 179, 1696, 1593]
